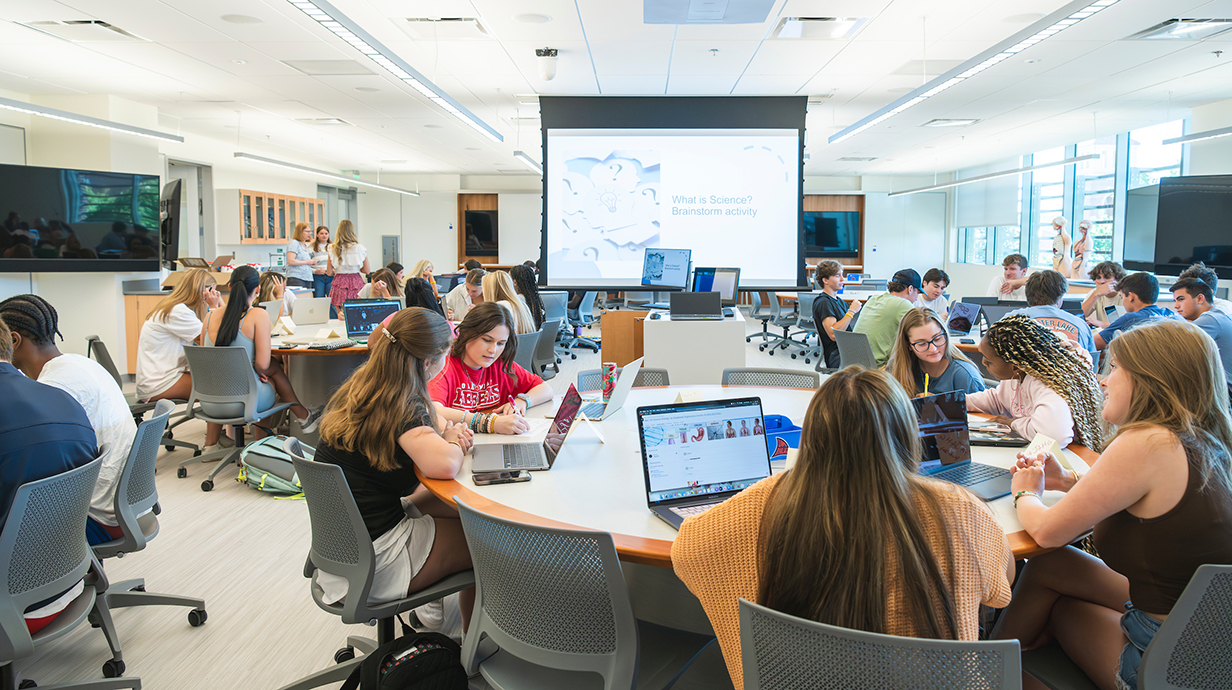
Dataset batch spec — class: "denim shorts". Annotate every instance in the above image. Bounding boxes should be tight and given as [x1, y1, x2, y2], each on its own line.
[1115, 603, 1162, 690]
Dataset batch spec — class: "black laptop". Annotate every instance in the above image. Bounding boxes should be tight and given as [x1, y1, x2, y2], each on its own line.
[669, 291, 724, 321]
[946, 302, 981, 337]
[912, 391, 1012, 501]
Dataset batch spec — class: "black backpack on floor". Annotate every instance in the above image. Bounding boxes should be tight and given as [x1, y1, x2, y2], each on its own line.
[340, 618, 468, 690]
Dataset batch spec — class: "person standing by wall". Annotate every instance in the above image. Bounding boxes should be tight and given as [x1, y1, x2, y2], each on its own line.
[327, 220, 369, 312]
[285, 222, 315, 289]
[310, 225, 332, 299]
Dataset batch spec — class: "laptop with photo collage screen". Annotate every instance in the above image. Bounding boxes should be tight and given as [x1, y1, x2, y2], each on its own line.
[911, 391, 1012, 501]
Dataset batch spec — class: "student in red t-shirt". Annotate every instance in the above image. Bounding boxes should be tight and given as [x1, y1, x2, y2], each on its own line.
[430, 302, 554, 434]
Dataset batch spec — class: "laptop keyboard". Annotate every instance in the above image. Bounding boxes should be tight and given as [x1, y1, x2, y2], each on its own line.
[934, 462, 1009, 487]
[670, 503, 718, 519]
[502, 444, 542, 469]
[581, 401, 606, 418]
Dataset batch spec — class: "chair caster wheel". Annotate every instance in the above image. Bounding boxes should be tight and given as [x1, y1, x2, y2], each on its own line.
[131, 585, 146, 592]
[19, 680, 36, 688]
[201, 480, 214, 492]
[177, 467, 188, 479]
[746, 337, 752, 342]
[188, 608, 208, 626]
[769, 350, 776, 355]
[193, 449, 202, 457]
[570, 354, 577, 360]
[335, 647, 356, 663]
[102, 660, 125, 678]
[165, 445, 176, 452]
[791, 354, 798, 359]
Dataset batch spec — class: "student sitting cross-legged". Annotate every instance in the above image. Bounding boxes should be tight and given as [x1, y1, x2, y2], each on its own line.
[887, 307, 985, 397]
[1093, 271, 1179, 350]
[672, 367, 1014, 690]
[993, 319, 1232, 690]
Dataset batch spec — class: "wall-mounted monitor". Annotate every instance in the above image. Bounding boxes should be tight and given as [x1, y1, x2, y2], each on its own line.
[464, 209, 499, 257]
[802, 210, 859, 258]
[1154, 175, 1232, 276]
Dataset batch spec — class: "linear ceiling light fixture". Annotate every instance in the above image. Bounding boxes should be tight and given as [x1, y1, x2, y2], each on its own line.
[887, 154, 1099, 197]
[512, 151, 542, 174]
[830, 0, 1121, 145]
[286, 0, 502, 143]
[234, 152, 420, 196]
[0, 96, 184, 143]
[1162, 125, 1232, 146]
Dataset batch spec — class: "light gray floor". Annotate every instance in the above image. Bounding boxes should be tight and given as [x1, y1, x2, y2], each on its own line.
[23, 307, 819, 689]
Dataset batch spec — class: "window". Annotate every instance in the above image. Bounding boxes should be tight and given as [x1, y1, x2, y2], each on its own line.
[957, 226, 1021, 265]
[1029, 147, 1067, 267]
[1128, 120, 1183, 189]
[1074, 137, 1118, 263]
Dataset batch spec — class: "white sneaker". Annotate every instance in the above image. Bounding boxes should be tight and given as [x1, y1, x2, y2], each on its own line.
[412, 598, 445, 631]
[297, 406, 325, 433]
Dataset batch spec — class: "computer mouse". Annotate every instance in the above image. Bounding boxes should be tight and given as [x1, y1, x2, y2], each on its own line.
[649, 312, 662, 319]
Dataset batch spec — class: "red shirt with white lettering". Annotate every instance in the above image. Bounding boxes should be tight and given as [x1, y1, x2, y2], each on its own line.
[430, 354, 544, 412]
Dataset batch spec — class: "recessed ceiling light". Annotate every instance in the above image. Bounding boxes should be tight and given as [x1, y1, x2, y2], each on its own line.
[232, 59, 247, 65]
[1129, 19, 1232, 41]
[515, 14, 552, 24]
[296, 117, 352, 126]
[380, 159, 407, 164]
[1005, 13, 1044, 23]
[354, 86, 380, 92]
[922, 118, 980, 128]
[221, 14, 264, 24]
[1024, 58, 1042, 64]
[465, 147, 481, 150]
[424, 124, 444, 128]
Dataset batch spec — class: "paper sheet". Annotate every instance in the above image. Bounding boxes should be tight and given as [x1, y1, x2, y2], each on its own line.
[1024, 433, 1073, 471]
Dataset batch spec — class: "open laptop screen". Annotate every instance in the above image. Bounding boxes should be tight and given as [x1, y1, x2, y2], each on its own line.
[911, 391, 971, 474]
[947, 302, 980, 333]
[691, 267, 741, 307]
[638, 398, 771, 504]
[544, 384, 584, 464]
[342, 300, 400, 339]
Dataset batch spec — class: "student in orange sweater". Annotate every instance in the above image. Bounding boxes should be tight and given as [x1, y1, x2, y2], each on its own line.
[672, 367, 1015, 689]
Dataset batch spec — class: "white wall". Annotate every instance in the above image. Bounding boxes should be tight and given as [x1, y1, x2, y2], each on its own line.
[862, 192, 947, 280]
[1187, 98, 1232, 176]
[399, 192, 458, 272]
[497, 193, 543, 265]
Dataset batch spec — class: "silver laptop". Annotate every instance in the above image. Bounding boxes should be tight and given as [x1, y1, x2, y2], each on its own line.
[637, 397, 773, 529]
[669, 291, 723, 321]
[947, 302, 981, 338]
[912, 391, 1012, 501]
[341, 299, 401, 344]
[472, 384, 584, 472]
[259, 300, 282, 327]
[580, 357, 644, 420]
[294, 297, 331, 325]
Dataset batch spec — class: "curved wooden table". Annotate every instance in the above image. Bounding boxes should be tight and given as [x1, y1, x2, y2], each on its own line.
[419, 385, 1097, 568]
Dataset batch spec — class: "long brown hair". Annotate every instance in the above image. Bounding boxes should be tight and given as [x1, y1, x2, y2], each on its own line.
[311, 225, 330, 253]
[257, 271, 285, 305]
[887, 308, 975, 396]
[319, 307, 452, 472]
[451, 302, 520, 385]
[369, 268, 403, 298]
[757, 367, 959, 638]
[149, 268, 216, 322]
[1108, 319, 1232, 493]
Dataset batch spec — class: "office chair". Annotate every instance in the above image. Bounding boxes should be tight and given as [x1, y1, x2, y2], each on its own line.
[541, 291, 576, 361]
[577, 366, 670, 391]
[783, 292, 820, 361]
[92, 400, 208, 644]
[721, 368, 819, 389]
[455, 497, 714, 690]
[833, 330, 878, 370]
[86, 335, 198, 455]
[530, 319, 562, 379]
[177, 346, 298, 492]
[0, 459, 143, 689]
[274, 447, 474, 690]
[746, 292, 793, 351]
[513, 330, 540, 372]
[561, 291, 600, 353]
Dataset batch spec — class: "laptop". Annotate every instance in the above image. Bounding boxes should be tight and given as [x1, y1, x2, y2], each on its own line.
[472, 384, 585, 472]
[637, 397, 774, 529]
[946, 302, 981, 337]
[669, 291, 723, 321]
[580, 357, 645, 420]
[293, 297, 331, 325]
[912, 391, 1012, 501]
[341, 299, 401, 343]
[258, 300, 282, 327]
[978, 304, 1018, 330]
[968, 421, 1030, 447]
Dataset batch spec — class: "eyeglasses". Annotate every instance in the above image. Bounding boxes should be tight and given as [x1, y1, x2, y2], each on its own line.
[909, 332, 948, 353]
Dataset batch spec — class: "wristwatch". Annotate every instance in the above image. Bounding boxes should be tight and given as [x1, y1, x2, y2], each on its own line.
[515, 393, 531, 409]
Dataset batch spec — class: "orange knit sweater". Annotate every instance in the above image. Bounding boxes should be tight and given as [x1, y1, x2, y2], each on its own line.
[671, 473, 1014, 689]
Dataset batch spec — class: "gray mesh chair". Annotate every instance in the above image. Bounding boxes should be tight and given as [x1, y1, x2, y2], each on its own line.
[785, 293, 823, 363]
[722, 368, 819, 389]
[542, 292, 575, 361]
[833, 330, 878, 370]
[86, 335, 198, 455]
[578, 366, 671, 392]
[746, 292, 791, 351]
[0, 459, 142, 688]
[738, 599, 1020, 690]
[275, 447, 474, 690]
[561, 292, 600, 353]
[514, 330, 540, 372]
[177, 346, 297, 492]
[531, 319, 562, 380]
[93, 400, 207, 636]
[454, 497, 714, 690]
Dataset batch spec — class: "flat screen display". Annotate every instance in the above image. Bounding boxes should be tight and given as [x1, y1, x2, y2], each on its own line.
[464, 210, 498, 257]
[691, 267, 740, 306]
[1155, 175, 1232, 275]
[802, 211, 859, 258]
[641, 247, 691, 288]
[0, 162, 160, 272]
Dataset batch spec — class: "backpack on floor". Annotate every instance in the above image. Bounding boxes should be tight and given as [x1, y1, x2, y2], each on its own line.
[237, 435, 313, 496]
[340, 619, 467, 690]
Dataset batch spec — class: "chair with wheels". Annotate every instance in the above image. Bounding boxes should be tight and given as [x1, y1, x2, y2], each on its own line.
[745, 292, 780, 348]
[721, 368, 819, 389]
[0, 458, 143, 689]
[455, 497, 714, 690]
[92, 400, 208, 643]
[833, 330, 878, 370]
[176, 346, 297, 492]
[739, 598, 1020, 690]
[530, 319, 562, 380]
[541, 292, 575, 362]
[513, 330, 540, 373]
[86, 335, 198, 455]
[274, 446, 474, 690]
[783, 293, 820, 361]
[577, 366, 671, 392]
[561, 292, 600, 353]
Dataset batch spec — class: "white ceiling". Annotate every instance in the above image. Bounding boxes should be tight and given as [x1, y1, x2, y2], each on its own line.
[0, 0, 1231, 177]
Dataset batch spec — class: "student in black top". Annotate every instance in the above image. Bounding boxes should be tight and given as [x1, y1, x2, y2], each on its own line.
[314, 307, 476, 631]
[812, 260, 863, 369]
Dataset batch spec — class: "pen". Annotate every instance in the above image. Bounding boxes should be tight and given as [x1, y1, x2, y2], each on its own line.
[923, 374, 930, 396]
[510, 395, 524, 416]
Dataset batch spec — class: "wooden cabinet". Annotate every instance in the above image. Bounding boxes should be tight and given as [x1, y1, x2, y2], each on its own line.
[600, 310, 647, 367]
[124, 294, 168, 375]
[233, 190, 324, 245]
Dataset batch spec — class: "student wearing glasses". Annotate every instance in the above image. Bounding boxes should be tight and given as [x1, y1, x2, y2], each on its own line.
[887, 308, 985, 397]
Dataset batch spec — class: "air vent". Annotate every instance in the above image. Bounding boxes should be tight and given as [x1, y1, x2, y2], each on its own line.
[838, 157, 877, 162]
[19, 20, 146, 42]
[645, 0, 776, 25]
[771, 17, 868, 40]
[283, 60, 373, 76]
[922, 118, 980, 128]
[403, 18, 491, 40]
[1128, 19, 1232, 40]
[807, 93, 834, 104]
[296, 118, 352, 126]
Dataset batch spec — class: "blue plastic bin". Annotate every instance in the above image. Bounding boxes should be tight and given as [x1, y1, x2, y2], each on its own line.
[764, 414, 801, 458]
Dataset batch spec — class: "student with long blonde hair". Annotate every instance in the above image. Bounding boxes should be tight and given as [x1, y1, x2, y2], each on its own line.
[257, 271, 293, 319]
[482, 271, 536, 334]
[314, 307, 476, 630]
[136, 268, 223, 402]
[672, 367, 1014, 689]
[887, 307, 985, 397]
[409, 259, 441, 303]
[994, 319, 1232, 690]
[327, 219, 369, 310]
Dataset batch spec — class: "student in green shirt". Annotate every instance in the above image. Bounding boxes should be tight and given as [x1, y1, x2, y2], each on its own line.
[853, 268, 921, 366]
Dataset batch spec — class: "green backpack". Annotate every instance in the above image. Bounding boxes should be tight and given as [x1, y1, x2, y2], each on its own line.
[237, 435, 314, 496]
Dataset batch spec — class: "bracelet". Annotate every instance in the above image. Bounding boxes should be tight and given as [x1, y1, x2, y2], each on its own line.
[446, 440, 462, 451]
[488, 413, 497, 434]
[1013, 490, 1041, 509]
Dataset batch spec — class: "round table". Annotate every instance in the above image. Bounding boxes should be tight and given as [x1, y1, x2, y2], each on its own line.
[271, 322, 369, 444]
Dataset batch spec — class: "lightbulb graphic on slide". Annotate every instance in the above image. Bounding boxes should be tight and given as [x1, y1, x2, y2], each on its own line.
[557, 151, 660, 265]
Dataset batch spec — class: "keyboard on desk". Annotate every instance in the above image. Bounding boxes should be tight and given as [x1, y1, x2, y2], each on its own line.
[669, 503, 719, 519]
[308, 338, 358, 350]
[581, 401, 606, 418]
[934, 462, 1009, 487]
[502, 444, 543, 469]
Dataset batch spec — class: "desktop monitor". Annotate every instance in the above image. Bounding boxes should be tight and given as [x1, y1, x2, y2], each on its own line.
[691, 267, 741, 307]
[641, 248, 692, 289]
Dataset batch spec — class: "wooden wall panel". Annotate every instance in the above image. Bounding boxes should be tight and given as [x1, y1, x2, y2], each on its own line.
[803, 194, 865, 271]
[458, 193, 499, 267]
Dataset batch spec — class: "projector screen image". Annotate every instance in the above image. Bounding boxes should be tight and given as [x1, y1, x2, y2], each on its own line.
[546, 128, 800, 287]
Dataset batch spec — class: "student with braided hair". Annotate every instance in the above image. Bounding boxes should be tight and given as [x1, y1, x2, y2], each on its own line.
[967, 314, 1105, 450]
